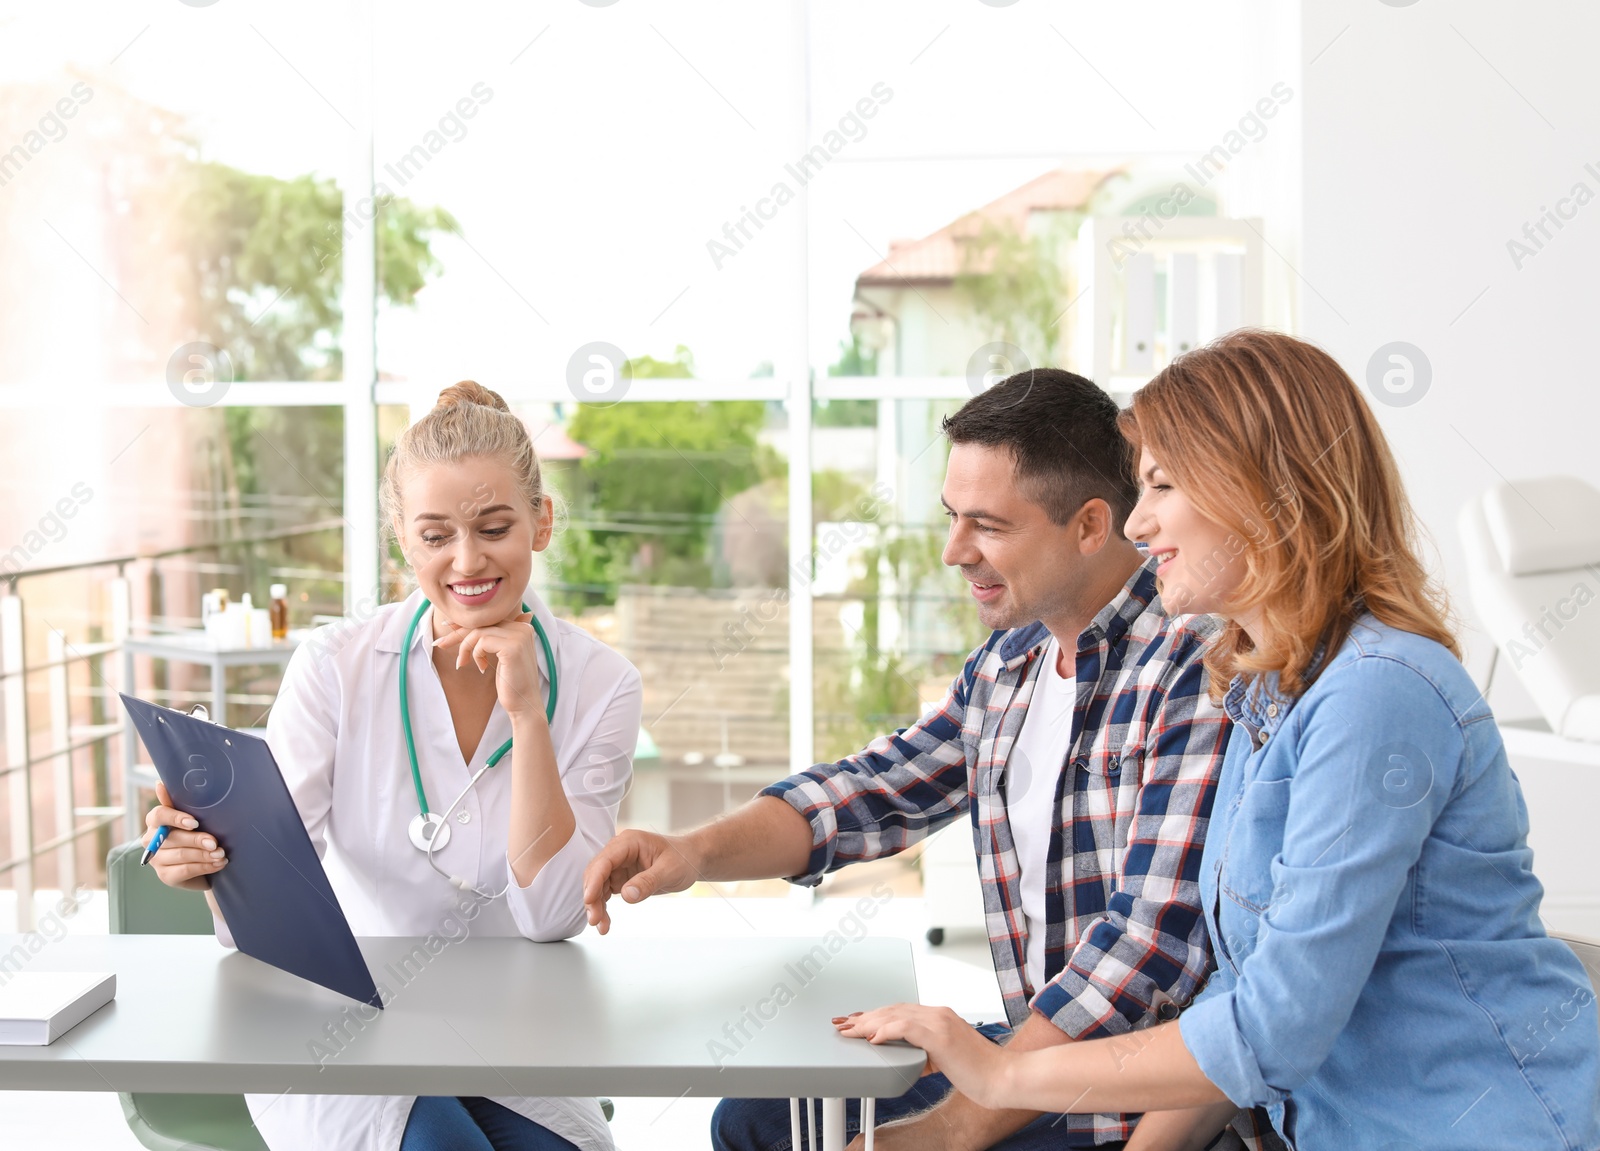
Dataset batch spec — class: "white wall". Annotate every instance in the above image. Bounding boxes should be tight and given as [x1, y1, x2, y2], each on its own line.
[1300, 0, 1600, 934]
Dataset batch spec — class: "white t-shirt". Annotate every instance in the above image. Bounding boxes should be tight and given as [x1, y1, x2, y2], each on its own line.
[1004, 636, 1077, 994]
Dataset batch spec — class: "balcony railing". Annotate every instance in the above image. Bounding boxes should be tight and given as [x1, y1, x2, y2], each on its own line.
[0, 520, 343, 931]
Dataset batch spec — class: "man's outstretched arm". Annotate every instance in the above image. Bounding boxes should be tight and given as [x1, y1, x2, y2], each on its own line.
[582, 796, 813, 933]
[585, 646, 986, 933]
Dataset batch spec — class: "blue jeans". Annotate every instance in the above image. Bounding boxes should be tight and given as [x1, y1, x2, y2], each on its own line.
[400, 1096, 582, 1151]
[710, 1023, 1117, 1151]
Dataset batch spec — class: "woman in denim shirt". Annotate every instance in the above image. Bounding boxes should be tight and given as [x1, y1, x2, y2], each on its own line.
[835, 330, 1600, 1151]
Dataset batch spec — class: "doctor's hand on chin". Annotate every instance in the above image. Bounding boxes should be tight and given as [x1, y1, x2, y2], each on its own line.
[430, 603, 549, 726]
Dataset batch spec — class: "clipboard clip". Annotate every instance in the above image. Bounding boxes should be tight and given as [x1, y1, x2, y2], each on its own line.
[187, 704, 211, 723]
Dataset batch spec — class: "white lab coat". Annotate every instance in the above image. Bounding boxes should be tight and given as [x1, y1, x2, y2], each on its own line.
[211, 586, 641, 1151]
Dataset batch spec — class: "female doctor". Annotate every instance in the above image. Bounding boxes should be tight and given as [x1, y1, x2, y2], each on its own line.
[145, 380, 643, 1151]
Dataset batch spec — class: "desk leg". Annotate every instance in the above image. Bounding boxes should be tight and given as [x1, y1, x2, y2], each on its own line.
[822, 1097, 845, 1150]
[790, 1096, 872, 1150]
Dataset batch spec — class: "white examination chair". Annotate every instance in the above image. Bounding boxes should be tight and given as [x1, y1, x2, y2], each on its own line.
[1458, 476, 1600, 743]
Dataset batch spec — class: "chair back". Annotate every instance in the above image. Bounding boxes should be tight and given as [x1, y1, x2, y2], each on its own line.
[106, 839, 215, 935]
[1554, 932, 1600, 1042]
[1458, 476, 1600, 742]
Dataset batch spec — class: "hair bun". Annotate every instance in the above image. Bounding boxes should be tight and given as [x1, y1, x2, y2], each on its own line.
[436, 379, 510, 413]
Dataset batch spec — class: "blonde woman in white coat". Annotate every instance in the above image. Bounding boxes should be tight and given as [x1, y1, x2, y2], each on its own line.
[144, 381, 642, 1151]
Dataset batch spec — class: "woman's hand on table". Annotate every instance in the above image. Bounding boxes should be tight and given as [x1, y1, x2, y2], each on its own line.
[834, 1004, 1010, 1108]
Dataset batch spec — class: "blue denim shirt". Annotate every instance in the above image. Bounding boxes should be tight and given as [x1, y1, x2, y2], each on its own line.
[1180, 617, 1600, 1150]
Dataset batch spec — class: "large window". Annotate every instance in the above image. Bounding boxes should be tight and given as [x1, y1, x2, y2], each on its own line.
[1, 0, 1294, 875]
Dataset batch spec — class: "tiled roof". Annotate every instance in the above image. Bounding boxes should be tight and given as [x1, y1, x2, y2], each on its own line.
[856, 167, 1119, 287]
[526, 418, 590, 461]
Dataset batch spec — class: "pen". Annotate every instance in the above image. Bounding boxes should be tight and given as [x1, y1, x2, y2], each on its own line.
[140, 824, 170, 866]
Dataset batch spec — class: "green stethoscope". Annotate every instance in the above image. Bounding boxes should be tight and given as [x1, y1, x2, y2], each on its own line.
[398, 598, 558, 877]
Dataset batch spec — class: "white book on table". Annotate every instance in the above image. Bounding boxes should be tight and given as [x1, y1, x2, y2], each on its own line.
[0, 972, 116, 1045]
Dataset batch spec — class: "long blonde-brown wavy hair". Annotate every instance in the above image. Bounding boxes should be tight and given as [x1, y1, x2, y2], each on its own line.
[1119, 329, 1459, 701]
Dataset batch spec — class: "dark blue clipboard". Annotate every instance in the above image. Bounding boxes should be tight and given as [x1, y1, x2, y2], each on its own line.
[119, 693, 382, 1009]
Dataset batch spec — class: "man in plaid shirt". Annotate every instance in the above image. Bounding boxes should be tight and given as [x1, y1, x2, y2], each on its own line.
[583, 370, 1243, 1150]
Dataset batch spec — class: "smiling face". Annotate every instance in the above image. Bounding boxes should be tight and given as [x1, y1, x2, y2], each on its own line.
[1123, 446, 1246, 617]
[393, 457, 553, 632]
[940, 441, 1113, 633]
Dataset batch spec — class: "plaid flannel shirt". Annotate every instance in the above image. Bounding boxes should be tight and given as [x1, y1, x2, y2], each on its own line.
[763, 558, 1237, 1145]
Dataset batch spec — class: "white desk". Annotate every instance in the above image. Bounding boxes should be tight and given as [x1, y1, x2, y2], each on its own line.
[0, 933, 924, 1149]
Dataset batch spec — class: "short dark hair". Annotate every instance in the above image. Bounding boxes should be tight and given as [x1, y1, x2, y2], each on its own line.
[941, 368, 1137, 528]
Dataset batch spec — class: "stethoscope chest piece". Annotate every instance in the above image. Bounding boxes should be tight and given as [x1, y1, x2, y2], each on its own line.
[408, 811, 451, 853]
